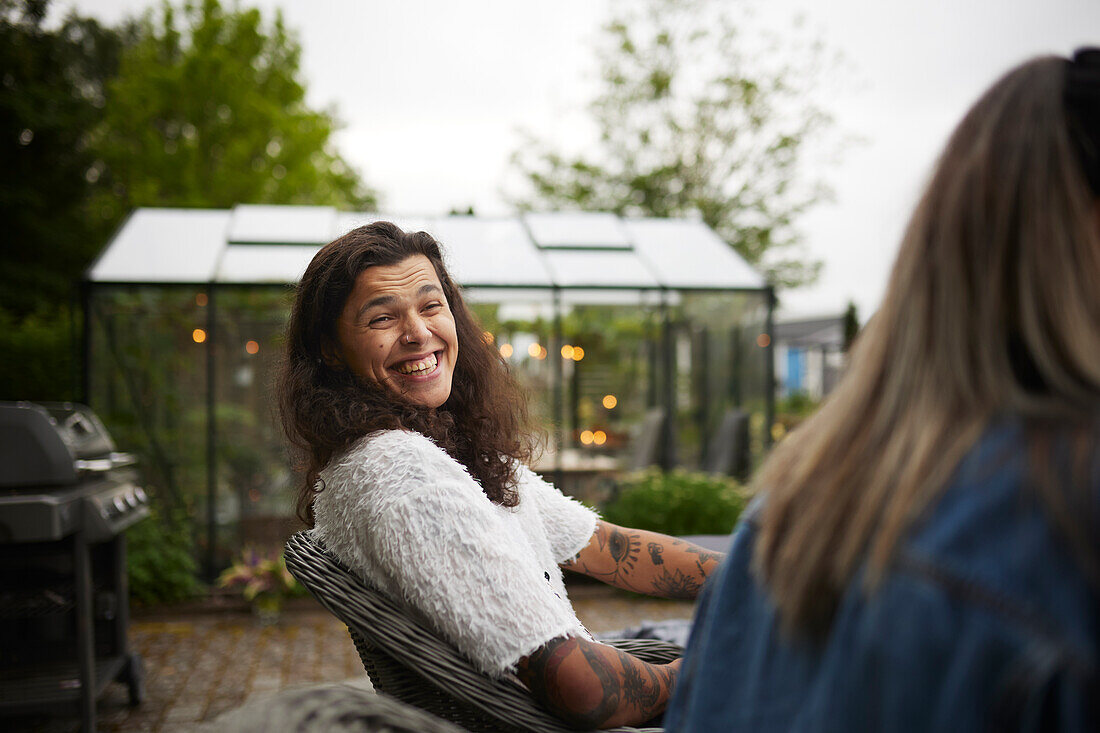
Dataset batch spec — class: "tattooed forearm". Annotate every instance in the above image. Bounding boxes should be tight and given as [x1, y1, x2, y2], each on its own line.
[517, 636, 678, 729]
[564, 520, 725, 600]
[651, 567, 704, 599]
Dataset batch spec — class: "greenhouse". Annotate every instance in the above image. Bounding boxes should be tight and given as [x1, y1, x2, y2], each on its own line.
[85, 205, 775, 576]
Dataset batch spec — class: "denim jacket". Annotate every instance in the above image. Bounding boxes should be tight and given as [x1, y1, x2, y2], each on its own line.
[666, 419, 1098, 732]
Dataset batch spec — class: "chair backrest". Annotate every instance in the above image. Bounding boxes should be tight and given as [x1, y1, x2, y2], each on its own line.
[701, 408, 750, 479]
[284, 531, 672, 733]
[626, 409, 666, 472]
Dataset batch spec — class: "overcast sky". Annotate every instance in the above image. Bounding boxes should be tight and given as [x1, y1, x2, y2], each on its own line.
[56, 0, 1100, 318]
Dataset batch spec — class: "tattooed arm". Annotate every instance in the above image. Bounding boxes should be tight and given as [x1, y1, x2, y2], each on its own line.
[517, 635, 680, 729]
[562, 520, 724, 599]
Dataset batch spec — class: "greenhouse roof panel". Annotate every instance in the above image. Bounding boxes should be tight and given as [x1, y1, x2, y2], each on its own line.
[87, 206, 767, 292]
[524, 212, 632, 249]
[217, 244, 319, 284]
[543, 249, 660, 289]
[88, 208, 228, 283]
[624, 218, 766, 289]
[340, 213, 437, 238]
[432, 217, 552, 288]
[332, 211, 382, 235]
[227, 204, 337, 244]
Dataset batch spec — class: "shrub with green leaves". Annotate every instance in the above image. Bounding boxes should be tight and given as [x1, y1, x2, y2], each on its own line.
[602, 469, 747, 536]
[126, 509, 200, 605]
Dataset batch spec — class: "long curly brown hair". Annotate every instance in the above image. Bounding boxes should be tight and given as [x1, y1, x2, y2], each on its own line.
[278, 222, 536, 525]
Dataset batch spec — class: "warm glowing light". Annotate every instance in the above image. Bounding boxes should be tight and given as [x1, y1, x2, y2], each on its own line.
[593, 430, 607, 446]
[499, 343, 514, 358]
[572, 346, 585, 361]
[560, 344, 574, 359]
[245, 340, 259, 355]
[195, 292, 208, 307]
[528, 342, 541, 358]
[771, 422, 787, 441]
[580, 430, 594, 445]
[757, 333, 771, 348]
[482, 331, 494, 344]
[536, 345, 548, 360]
[192, 328, 207, 343]
[602, 394, 618, 410]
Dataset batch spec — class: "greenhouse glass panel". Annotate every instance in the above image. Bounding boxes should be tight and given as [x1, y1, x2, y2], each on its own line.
[227, 204, 336, 244]
[432, 217, 552, 288]
[87, 285, 212, 539]
[668, 290, 773, 475]
[208, 287, 297, 563]
[625, 218, 766, 290]
[524, 212, 631, 249]
[89, 209, 228, 283]
[217, 244, 319, 284]
[543, 250, 660, 289]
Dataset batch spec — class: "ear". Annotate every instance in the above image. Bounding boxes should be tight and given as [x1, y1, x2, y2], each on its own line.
[320, 337, 343, 368]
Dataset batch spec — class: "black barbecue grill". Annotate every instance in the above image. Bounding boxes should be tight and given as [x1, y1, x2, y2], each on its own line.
[0, 402, 149, 732]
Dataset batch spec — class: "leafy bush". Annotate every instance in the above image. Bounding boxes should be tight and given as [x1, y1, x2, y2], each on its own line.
[126, 509, 201, 605]
[777, 390, 819, 418]
[602, 469, 747, 536]
[218, 547, 303, 603]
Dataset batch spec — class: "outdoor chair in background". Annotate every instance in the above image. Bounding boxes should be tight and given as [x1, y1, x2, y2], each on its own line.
[625, 408, 667, 472]
[701, 409, 750, 480]
[284, 531, 681, 733]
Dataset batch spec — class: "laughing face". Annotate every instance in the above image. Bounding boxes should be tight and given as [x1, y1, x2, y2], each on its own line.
[330, 255, 459, 408]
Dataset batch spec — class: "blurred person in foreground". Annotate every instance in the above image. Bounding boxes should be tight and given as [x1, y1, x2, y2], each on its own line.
[279, 221, 723, 729]
[667, 50, 1100, 732]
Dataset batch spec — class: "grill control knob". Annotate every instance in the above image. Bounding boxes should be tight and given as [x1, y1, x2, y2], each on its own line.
[113, 496, 127, 514]
[134, 487, 148, 503]
[125, 490, 139, 509]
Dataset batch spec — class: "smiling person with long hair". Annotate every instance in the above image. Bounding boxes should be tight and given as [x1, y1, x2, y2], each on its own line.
[278, 222, 723, 729]
[666, 50, 1100, 731]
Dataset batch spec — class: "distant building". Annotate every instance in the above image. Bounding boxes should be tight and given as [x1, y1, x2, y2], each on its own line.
[773, 315, 847, 399]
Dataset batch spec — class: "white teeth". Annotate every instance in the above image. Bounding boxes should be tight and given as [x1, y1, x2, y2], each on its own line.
[395, 353, 438, 375]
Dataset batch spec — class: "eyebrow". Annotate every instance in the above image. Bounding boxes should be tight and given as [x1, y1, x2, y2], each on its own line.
[356, 283, 443, 320]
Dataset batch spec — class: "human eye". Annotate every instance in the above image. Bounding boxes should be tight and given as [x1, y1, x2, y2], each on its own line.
[368, 313, 393, 327]
[422, 301, 445, 314]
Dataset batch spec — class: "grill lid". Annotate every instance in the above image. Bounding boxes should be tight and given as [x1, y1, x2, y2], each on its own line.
[0, 402, 128, 488]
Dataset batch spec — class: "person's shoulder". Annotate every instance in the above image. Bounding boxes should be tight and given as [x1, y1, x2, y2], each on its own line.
[897, 416, 1097, 663]
[336, 429, 449, 466]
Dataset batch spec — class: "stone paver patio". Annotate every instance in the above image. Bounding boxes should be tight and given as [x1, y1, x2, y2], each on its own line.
[11, 586, 696, 732]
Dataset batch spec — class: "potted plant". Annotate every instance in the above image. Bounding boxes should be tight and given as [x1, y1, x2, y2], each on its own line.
[217, 547, 300, 624]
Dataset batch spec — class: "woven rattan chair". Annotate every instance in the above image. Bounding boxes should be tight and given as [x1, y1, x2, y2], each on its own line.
[284, 531, 681, 733]
[209, 682, 467, 733]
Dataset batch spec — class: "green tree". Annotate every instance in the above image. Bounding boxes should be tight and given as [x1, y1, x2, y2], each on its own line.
[842, 299, 860, 351]
[0, 0, 378, 401]
[1, 0, 124, 318]
[0, 0, 124, 399]
[511, 0, 841, 288]
[86, 0, 376, 232]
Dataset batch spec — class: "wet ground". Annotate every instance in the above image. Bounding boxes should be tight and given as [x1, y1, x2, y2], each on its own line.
[10, 585, 696, 732]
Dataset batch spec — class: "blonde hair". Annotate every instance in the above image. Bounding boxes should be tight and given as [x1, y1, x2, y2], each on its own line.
[753, 56, 1100, 636]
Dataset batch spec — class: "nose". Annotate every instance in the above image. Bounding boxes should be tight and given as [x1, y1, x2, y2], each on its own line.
[402, 314, 431, 345]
